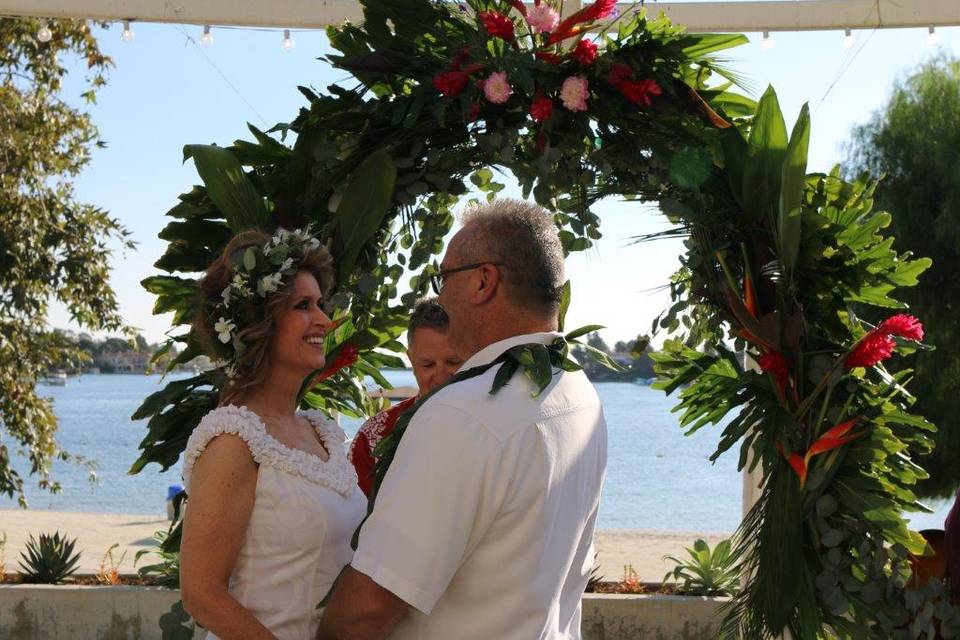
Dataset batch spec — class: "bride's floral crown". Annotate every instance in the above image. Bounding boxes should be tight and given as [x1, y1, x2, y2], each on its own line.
[210, 225, 322, 377]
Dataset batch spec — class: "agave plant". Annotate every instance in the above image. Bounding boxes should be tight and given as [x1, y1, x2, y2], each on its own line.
[18, 531, 81, 584]
[663, 538, 740, 597]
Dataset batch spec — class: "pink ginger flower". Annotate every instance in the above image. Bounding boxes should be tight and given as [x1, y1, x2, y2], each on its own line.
[483, 71, 513, 104]
[526, 4, 560, 33]
[560, 75, 589, 112]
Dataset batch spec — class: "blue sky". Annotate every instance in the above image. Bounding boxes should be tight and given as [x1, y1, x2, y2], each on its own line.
[50, 16, 960, 346]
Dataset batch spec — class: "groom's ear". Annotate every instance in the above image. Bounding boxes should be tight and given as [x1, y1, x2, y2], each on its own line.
[473, 263, 501, 305]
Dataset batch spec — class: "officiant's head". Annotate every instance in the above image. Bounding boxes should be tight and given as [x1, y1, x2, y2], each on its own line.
[435, 199, 564, 358]
[408, 298, 463, 394]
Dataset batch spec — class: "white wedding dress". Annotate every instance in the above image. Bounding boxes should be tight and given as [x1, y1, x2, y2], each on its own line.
[182, 404, 366, 640]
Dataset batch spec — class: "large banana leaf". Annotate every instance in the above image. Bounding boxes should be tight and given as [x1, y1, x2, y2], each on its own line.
[778, 103, 811, 273]
[681, 33, 750, 59]
[742, 86, 788, 223]
[333, 148, 397, 286]
[182, 144, 271, 233]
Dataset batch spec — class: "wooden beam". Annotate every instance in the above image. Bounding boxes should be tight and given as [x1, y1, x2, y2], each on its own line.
[4, 0, 959, 32]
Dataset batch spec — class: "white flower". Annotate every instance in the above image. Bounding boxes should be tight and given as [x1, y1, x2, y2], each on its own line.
[221, 286, 233, 307]
[214, 318, 236, 344]
[307, 238, 321, 250]
[257, 272, 284, 296]
[280, 257, 294, 272]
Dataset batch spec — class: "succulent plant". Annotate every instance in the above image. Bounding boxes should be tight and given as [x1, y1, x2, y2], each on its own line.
[18, 531, 81, 584]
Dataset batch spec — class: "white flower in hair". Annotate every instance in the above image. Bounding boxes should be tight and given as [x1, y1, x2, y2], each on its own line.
[257, 272, 284, 296]
[221, 286, 232, 307]
[214, 317, 236, 344]
[280, 257, 294, 272]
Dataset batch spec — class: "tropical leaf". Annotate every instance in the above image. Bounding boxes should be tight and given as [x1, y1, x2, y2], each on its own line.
[778, 103, 810, 272]
[182, 144, 271, 233]
[742, 86, 788, 223]
[333, 148, 397, 286]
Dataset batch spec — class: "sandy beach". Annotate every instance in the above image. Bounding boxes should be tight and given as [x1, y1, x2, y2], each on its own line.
[0, 509, 730, 582]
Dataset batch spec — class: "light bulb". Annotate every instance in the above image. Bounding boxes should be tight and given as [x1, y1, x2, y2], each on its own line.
[843, 28, 854, 49]
[927, 26, 939, 47]
[281, 29, 295, 51]
[761, 30, 774, 51]
[37, 23, 53, 43]
[200, 24, 214, 46]
[121, 20, 134, 43]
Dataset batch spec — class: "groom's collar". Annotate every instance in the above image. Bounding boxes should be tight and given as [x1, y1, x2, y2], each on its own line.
[460, 332, 563, 371]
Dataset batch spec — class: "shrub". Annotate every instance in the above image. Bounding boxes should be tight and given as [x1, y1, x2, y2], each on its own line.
[663, 538, 740, 596]
[17, 531, 81, 584]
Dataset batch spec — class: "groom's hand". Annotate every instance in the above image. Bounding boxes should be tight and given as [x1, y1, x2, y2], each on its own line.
[316, 566, 408, 640]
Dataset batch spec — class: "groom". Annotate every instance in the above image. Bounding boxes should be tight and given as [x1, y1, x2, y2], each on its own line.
[317, 199, 607, 639]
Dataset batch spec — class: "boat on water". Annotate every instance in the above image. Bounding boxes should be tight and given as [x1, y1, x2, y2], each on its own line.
[42, 370, 68, 386]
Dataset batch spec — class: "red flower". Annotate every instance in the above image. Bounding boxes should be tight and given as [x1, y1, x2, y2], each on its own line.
[312, 344, 360, 384]
[531, 94, 554, 123]
[844, 332, 896, 370]
[618, 78, 663, 106]
[607, 62, 634, 84]
[878, 314, 924, 342]
[572, 39, 598, 65]
[433, 71, 470, 98]
[759, 350, 791, 393]
[535, 51, 563, 65]
[547, 0, 617, 44]
[506, 0, 527, 16]
[479, 11, 515, 41]
[536, 130, 549, 153]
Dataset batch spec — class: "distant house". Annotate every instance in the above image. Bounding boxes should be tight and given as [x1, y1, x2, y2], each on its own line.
[98, 351, 151, 373]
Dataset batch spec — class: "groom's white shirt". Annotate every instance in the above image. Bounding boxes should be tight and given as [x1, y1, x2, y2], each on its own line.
[351, 332, 607, 639]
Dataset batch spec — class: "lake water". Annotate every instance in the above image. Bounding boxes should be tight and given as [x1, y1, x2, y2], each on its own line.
[2, 372, 951, 533]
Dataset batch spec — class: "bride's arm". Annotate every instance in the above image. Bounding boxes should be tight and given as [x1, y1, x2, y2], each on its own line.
[180, 435, 276, 640]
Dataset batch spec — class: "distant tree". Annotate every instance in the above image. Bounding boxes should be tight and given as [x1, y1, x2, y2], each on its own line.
[0, 18, 131, 505]
[135, 334, 149, 352]
[845, 54, 960, 498]
[586, 331, 610, 354]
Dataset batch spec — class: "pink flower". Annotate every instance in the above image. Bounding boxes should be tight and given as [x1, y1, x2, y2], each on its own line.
[483, 71, 513, 104]
[560, 75, 589, 112]
[572, 39, 598, 65]
[479, 11, 515, 41]
[844, 333, 896, 370]
[531, 94, 553, 123]
[526, 4, 560, 33]
[877, 314, 924, 342]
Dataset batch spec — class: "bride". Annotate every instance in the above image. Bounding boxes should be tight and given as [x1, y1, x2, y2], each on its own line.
[179, 228, 365, 639]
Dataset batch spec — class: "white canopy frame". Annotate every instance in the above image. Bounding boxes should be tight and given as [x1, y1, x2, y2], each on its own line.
[5, 0, 960, 33]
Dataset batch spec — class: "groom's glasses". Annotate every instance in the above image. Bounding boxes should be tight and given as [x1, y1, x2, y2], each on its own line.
[430, 262, 502, 295]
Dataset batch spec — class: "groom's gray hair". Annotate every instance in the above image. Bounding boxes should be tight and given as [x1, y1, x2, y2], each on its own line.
[459, 198, 565, 316]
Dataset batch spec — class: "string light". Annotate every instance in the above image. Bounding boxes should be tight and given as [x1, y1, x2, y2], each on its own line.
[843, 28, 854, 49]
[37, 22, 52, 43]
[927, 26, 939, 47]
[200, 24, 214, 46]
[121, 20, 134, 43]
[280, 28, 295, 51]
[761, 30, 775, 51]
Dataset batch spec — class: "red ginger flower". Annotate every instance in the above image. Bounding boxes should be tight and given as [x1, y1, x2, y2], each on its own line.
[547, 0, 617, 44]
[479, 11, 515, 41]
[758, 350, 791, 393]
[619, 78, 663, 106]
[312, 344, 360, 384]
[878, 314, 924, 342]
[607, 62, 633, 84]
[433, 71, 470, 98]
[535, 51, 563, 65]
[531, 94, 553, 123]
[844, 332, 896, 370]
[506, 0, 527, 16]
[572, 39, 599, 65]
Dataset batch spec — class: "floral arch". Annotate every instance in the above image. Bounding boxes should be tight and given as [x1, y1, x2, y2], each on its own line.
[135, 0, 950, 636]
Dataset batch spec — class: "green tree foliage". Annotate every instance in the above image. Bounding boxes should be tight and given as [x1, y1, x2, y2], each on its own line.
[0, 18, 131, 505]
[846, 54, 960, 498]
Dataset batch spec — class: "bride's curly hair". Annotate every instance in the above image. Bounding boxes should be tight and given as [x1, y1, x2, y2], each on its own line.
[194, 230, 336, 405]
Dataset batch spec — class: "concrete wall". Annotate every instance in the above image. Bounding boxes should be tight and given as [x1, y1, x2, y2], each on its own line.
[0, 585, 726, 639]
